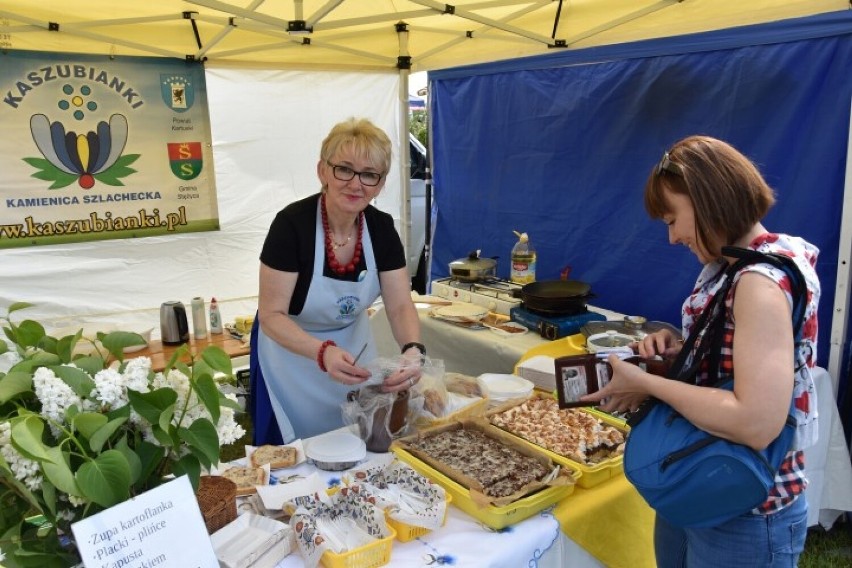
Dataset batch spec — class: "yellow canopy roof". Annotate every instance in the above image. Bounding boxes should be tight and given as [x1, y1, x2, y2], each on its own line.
[0, 1, 845, 71]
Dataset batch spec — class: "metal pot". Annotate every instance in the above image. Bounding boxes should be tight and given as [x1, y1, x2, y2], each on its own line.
[448, 251, 497, 282]
[519, 280, 593, 315]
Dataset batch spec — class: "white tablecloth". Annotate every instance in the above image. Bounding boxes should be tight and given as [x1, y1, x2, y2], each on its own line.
[369, 302, 621, 377]
[803, 367, 852, 529]
[270, 440, 574, 568]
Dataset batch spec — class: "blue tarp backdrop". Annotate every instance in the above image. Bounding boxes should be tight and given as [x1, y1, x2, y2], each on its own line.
[428, 11, 852, 391]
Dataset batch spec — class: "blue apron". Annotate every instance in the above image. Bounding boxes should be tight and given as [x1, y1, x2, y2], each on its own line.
[251, 201, 381, 443]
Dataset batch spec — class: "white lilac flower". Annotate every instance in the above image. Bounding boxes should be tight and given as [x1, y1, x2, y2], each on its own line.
[32, 367, 82, 424]
[0, 421, 43, 491]
[92, 367, 125, 408]
[122, 357, 152, 393]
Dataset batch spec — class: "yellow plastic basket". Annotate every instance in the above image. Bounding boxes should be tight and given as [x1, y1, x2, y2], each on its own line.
[486, 393, 628, 489]
[320, 526, 396, 568]
[391, 443, 577, 529]
[386, 493, 452, 542]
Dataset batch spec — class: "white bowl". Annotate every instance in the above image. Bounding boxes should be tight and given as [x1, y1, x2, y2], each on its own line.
[305, 431, 366, 471]
[476, 373, 534, 401]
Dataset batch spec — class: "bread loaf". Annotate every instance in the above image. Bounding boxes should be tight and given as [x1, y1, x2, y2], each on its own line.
[250, 445, 298, 469]
[221, 465, 266, 495]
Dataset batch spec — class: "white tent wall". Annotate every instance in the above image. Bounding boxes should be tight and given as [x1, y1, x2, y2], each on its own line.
[0, 69, 404, 335]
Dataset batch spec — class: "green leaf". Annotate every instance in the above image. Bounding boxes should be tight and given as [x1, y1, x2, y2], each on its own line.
[76, 450, 131, 507]
[0, 371, 33, 404]
[36, 335, 58, 355]
[69, 354, 106, 376]
[158, 402, 176, 433]
[7, 301, 35, 314]
[41, 446, 82, 499]
[10, 416, 54, 464]
[99, 331, 146, 361]
[219, 394, 242, 411]
[51, 364, 96, 398]
[178, 418, 219, 469]
[55, 331, 83, 363]
[170, 456, 201, 490]
[39, 479, 57, 517]
[127, 387, 177, 425]
[14, 320, 46, 348]
[115, 435, 142, 484]
[134, 440, 165, 490]
[151, 426, 174, 448]
[201, 346, 233, 375]
[11, 351, 60, 372]
[0, 341, 7, 355]
[164, 344, 188, 370]
[193, 374, 220, 424]
[89, 416, 129, 453]
[72, 412, 108, 440]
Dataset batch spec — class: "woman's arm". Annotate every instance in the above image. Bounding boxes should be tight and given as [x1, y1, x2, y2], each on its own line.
[257, 262, 369, 384]
[586, 272, 795, 449]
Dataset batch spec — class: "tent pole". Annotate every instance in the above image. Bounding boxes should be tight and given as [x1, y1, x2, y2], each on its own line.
[828, 97, 852, 396]
[398, 23, 413, 287]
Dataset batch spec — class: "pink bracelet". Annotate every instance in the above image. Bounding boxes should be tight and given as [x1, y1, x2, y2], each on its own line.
[317, 340, 336, 372]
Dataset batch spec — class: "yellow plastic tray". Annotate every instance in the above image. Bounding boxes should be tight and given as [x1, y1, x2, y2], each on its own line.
[321, 526, 396, 568]
[391, 444, 577, 529]
[513, 332, 587, 373]
[386, 493, 453, 542]
[486, 393, 628, 489]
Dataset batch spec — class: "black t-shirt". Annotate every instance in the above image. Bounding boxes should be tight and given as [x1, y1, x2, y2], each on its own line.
[260, 193, 406, 314]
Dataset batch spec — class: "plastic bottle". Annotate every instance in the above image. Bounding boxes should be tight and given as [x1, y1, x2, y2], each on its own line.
[510, 231, 537, 285]
[209, 297, 223, 335]
[191, 296, 207, 339]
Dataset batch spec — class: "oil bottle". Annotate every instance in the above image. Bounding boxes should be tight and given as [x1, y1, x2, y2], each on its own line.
[510, 231, 536, 284]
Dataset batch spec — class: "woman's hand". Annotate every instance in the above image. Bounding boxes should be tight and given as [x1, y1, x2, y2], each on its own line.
[636, 328, 683, 359]
[580, 354, 650, 413]
[324, 345, 372, 385]
[381, 351, 423, 393]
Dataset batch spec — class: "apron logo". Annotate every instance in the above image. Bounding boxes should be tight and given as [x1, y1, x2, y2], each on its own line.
[336, 295, 360, 320]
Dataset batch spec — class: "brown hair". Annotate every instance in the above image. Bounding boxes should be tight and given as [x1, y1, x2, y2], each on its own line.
[644, 135, 776, 256]
[320, 117, 392, 175]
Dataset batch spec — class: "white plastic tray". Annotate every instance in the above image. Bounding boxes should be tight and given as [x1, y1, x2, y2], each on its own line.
[211, 513, 293, 568]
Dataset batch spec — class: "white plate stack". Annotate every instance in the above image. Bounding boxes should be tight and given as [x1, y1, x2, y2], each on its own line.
[476, 373, 534, 407]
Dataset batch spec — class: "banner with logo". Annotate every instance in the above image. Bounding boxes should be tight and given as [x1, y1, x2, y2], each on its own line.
[0, 50, 218, 248]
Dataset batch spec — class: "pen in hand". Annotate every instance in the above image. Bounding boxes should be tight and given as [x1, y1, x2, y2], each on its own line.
[353, 343, 368, 365]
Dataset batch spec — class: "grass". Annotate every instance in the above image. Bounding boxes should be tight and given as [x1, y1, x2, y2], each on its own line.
[220, 406, 851, 565]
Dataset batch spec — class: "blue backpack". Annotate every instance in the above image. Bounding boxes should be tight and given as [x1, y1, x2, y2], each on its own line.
[623, 247, 807, 528]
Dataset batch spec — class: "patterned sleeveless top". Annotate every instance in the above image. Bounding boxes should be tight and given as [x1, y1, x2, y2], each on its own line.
[680, 233, 820, 514]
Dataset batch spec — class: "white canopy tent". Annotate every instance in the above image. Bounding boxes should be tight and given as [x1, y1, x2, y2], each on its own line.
[0, 1, 850, 384]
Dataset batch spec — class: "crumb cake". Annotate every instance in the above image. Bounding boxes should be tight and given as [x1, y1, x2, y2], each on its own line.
[489, 397, 625, 464]
[405, 428, 549, 497]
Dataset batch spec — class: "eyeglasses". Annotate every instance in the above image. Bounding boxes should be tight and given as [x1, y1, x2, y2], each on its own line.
[328, 162, 383, 187]
[655, 151, 684, 177]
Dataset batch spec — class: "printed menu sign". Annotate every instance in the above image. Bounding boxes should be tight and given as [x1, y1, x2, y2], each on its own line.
[72, 475, 217, 567]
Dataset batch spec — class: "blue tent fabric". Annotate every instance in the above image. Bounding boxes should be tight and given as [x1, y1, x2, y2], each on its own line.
[249, 313, 284, 446]
[427, 11, 852, 393]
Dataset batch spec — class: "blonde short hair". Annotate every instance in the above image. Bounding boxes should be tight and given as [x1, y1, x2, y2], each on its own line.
[320, 117, 392, 175]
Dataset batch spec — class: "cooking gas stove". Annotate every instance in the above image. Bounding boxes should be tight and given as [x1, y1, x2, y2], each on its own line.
[430, 277, 523, 316]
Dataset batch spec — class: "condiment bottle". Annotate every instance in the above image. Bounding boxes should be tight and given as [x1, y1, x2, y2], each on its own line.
[510, 231, 537, 284]
[191, 296, 207, 339]
[209, 297, 223, 334]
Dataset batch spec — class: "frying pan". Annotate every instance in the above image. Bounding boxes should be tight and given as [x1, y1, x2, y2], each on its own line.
[519, 280, 593, 315]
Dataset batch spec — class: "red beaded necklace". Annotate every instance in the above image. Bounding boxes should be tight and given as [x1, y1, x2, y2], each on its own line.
[321, 194, 363, 275]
